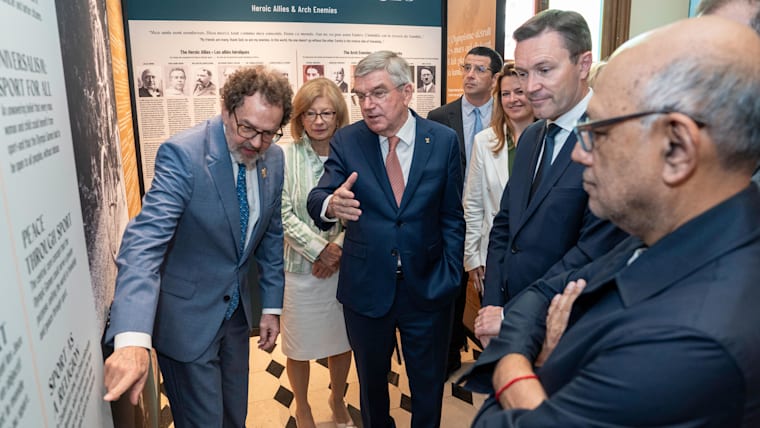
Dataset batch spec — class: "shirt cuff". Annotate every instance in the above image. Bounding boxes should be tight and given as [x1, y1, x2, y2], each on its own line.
[262, 308, 282, 315]
[320, 195, 340, 223]
[114, 332, 152, 350]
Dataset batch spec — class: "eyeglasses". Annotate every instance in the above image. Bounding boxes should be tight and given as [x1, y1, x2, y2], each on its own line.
[232, 110, 283, 143]
[461, 64, 492, 74]
[303, 111, 336, 122]
[574, 110, 706, 152]
[352, 84, 405, 104]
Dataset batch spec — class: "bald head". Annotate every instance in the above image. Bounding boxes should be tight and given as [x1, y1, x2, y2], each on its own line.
[573, 17, 760, 243]
[697, 0, 760, 34]
[601, 16, 760, 172]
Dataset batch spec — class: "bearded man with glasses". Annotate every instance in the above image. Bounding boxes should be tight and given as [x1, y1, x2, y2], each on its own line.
[103, 66, 292, 427]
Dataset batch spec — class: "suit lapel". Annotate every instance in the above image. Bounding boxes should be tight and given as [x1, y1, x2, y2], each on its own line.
[448, 98, 466, 157]
[401, 118, 434, 210]
[514, 121, 547, 213]
[206, 116, 241, 256]
[356, 124, 397, 208]
[522, 128, 578, 222]
[243, 157, 269, 256]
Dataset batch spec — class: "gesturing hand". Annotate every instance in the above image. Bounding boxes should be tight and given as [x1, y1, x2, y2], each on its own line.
[326, 172, 362, 221]
[535, 279, 586, 367]
[103, 346, 150, 405]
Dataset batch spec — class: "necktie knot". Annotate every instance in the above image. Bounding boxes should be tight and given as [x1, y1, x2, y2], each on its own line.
[388, 135, 400, 152]
[546, 123, 561, 139]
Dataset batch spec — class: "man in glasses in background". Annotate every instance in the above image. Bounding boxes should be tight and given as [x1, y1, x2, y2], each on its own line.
[308, 51, 464, 428]
[475, 10, 626, 346]
[463, 16, 760, 427]
[103, 66, 292, 427]
[428, 45, 503, 378]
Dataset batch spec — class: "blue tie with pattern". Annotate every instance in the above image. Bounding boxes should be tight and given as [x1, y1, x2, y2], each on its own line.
[467, 107, 483, 166]
[225, 164, 248, 320]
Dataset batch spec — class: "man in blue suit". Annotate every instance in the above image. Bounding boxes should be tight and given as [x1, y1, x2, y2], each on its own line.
[308, 51, 464, 428]
[476, 10, 626, 345]
[463, 16, 760, 426]
[428, 46, 503, 376]
[102, 66, 292, 427]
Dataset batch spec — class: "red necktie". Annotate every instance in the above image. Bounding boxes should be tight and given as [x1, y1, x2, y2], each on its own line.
[386, 136, 405, 206]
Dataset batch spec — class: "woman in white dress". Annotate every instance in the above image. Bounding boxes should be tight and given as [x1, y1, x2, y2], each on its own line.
[464, 60, 535, 293]
[279, 78, 355, 428]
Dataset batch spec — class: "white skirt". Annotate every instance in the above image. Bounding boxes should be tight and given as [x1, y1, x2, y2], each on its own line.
[281, 270, 351, 360]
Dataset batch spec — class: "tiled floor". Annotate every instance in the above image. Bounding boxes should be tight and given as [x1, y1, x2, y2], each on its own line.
[158, 336, 488, 427]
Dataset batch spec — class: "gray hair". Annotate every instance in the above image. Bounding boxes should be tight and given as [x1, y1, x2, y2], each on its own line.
[354, 51, 412, 87]
[639, 57, 760, 171]
[697, 0, 760, 34]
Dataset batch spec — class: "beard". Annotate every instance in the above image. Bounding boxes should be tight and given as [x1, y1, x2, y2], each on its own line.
[229, 142, 265, 169]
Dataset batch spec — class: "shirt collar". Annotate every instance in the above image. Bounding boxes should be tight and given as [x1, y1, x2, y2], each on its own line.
[462, 96, 494, 118]
[382, 109, 415, 147]
[549, 88, 593, 133]
[616, 184, 760, 306]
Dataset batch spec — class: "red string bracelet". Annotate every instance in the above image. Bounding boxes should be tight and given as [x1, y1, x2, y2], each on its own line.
[495, 374, 539, 401]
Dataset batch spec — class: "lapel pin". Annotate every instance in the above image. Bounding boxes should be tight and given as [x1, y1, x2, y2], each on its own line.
[261, 167, 267, 178]
[425, 137, 430, 144]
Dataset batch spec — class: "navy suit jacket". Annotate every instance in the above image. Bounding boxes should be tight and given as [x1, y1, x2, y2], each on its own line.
[307, 111, 464, 317]
[105, 115, 285, 362]
[464, 185, 760, 427]
[482, 119, 627, 306]
[427, 97, 467, 176]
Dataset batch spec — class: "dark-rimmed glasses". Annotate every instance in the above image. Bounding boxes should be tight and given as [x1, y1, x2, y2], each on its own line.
[233, 110, 283, 143]
[461, 64, 492, 74]
[352, 84, 405, 104]
[303, 111, 336, 122]
[574, 110, 706, 152]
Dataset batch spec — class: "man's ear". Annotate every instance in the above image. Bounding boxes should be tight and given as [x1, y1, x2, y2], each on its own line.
[578, 51, 593, 80]
[661, 113, 701, 186]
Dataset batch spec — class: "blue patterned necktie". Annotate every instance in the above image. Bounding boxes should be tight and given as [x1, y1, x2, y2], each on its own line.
[225, 163, 248, 320]
[467, 107, 483, 166]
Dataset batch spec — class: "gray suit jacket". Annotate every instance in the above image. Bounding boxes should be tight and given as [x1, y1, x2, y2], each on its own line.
[105, 115, 284, 362]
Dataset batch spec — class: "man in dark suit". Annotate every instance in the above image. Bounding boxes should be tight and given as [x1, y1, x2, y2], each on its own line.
[138, 67, 162, 97]
[417, 66, 435, 93]
[463, 16, 760, 427]
[103, 66, 292, 427]
[333, 67, 349, 93]
[475, 10, 626, 345]
[427, 46, 502, 376]
[308, 51, 464, 428]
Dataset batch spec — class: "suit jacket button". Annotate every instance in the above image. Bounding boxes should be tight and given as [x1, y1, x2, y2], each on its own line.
[391, 249, 398, 257]
[511, 246, 519, 254]
[223, 295, 231, 302]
